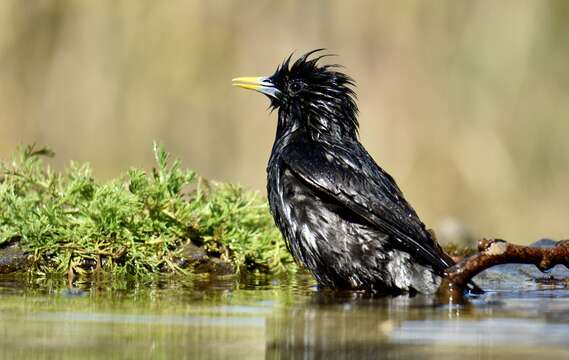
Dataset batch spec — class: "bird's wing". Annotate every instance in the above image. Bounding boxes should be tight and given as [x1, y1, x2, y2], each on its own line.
[281, 140, 452, 274]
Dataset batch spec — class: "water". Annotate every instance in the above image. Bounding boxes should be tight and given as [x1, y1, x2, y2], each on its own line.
[0, 270, 568, 359]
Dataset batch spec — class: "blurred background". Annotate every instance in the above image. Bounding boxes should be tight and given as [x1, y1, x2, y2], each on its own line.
[1, 0, 568, 245]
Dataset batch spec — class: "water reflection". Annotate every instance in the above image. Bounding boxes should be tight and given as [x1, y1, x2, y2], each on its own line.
[0, 271, 568, 359]
[267, 288, 569, 359]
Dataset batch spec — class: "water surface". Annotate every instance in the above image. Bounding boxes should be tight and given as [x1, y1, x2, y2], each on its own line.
[1, 269, 568, 359]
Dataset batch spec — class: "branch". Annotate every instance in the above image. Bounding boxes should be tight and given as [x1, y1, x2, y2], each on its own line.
[438, 238, 569, 304]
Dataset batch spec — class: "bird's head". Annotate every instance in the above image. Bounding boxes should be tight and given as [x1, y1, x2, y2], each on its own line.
[233, 49, 359, 139]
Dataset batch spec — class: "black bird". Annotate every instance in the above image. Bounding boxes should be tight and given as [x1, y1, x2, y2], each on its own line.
[233, 50, 457, 294]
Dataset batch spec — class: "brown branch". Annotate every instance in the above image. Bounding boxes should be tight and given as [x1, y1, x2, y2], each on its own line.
[438, 238, 569, 304]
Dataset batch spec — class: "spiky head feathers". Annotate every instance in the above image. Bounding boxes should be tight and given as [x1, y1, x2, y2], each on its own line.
[268, 50, 359, 139]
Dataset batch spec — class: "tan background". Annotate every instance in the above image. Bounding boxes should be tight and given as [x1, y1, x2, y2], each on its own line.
[1, 1, 569, 244]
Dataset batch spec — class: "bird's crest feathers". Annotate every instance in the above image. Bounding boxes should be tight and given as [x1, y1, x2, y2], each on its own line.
[271, 49, 360, 139]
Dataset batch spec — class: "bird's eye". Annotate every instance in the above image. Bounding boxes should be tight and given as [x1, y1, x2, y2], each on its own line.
[288, 81, 304, 95]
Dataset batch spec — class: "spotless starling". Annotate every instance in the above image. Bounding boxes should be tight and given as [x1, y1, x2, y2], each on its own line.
[233, 50, 457, 294]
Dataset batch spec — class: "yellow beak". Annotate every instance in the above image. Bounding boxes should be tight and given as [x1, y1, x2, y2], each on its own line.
[232, 76, 280, 98]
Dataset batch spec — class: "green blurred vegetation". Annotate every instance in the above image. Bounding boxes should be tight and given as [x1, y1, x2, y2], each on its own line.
[1, 1, 569, 244]
[0, 144, 293, 277]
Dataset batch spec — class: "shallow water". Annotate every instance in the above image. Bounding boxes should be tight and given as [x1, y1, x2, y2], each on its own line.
[1, 269, 568, 360]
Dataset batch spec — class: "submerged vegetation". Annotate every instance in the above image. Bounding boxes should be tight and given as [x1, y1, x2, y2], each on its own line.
[0, 144, 295, 278]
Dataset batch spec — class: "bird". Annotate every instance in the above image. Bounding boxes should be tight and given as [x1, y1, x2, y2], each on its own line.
[233, 49, 465, 294]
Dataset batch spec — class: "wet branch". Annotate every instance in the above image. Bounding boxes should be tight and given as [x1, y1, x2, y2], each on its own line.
[438, 238, 569, 304]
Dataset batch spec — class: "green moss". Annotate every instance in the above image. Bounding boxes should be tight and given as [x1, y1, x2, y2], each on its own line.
[0, 143, 295, 278]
